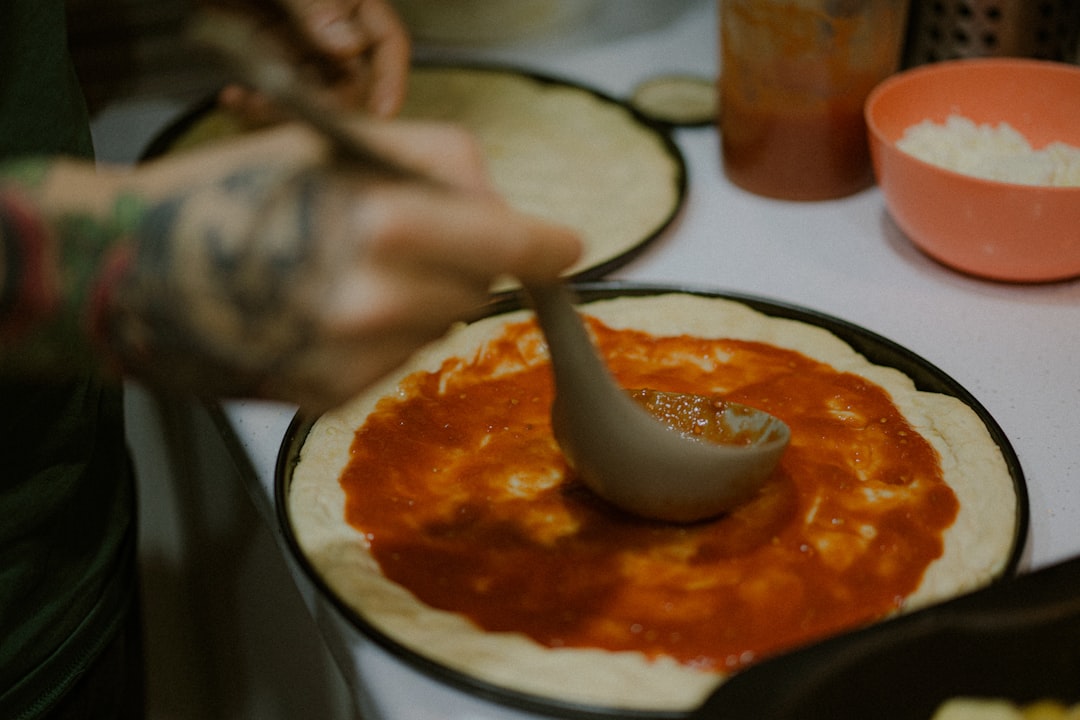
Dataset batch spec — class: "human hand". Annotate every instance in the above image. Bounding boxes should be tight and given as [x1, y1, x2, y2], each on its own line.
[103, 121, 581, 413]
[210, 0, 410, 120]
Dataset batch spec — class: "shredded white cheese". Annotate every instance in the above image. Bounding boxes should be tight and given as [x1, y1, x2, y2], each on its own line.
[896, 114, 1080, 187]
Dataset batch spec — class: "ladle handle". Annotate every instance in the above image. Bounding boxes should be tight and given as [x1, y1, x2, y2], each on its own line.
[523, 284, 626, 408]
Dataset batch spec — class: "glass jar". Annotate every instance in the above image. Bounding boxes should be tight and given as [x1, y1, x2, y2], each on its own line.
[719, 0, 911, 201]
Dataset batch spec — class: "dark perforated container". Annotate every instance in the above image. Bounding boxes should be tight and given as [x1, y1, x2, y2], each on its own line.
[903, 0, 1080, 66]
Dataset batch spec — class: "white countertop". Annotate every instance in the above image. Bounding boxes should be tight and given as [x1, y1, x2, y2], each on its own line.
[216, 2, 1080, 717]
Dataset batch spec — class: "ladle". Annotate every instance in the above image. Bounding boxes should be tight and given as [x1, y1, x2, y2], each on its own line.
[191, 12, 791, 522]
[526, 284, 789, 522]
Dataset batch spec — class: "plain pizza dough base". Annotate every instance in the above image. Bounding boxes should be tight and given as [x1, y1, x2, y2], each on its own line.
[396, 67, 682, 285]
[289, 294, 1018, 712]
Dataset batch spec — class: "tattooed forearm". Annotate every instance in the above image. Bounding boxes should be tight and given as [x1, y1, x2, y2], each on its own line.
[1, 152, 339, 399]
[102, 165, 331, 397]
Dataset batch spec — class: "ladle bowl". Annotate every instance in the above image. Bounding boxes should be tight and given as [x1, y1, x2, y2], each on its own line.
[526, 284, 790, 523]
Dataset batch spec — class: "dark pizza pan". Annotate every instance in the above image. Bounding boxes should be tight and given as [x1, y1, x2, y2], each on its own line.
[274, 281, 1028, 720]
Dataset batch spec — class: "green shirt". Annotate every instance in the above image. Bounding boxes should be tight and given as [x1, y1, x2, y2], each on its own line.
[0, 2, 137, 718]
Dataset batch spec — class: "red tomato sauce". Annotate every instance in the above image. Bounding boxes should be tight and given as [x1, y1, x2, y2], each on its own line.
[718, 1, 895, 200]
[339, 317, 956, 672]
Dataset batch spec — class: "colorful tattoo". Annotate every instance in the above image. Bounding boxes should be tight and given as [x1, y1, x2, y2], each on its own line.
[0, 189, 57, 339]
[3, 156, 335, 398]
[0, 181, 145, 377]
[0, 159, 55, 338]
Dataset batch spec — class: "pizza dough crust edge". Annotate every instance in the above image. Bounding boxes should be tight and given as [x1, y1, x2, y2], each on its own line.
[287, 293, 1019, 712]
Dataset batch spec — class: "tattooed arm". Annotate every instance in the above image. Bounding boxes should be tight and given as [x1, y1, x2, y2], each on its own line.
[0, 121, 581, 412]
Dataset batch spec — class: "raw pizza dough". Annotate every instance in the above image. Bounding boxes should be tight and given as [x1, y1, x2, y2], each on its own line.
[397, 66, 682, 284]
[287, 293, 1018, 713]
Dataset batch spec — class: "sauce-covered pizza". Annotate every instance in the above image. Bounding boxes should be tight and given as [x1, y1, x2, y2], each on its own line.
[289, 294, 1018, 712]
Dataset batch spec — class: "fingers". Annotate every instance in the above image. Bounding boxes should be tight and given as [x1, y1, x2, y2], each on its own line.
[354, 0, 411, 117]
[348, 120, 495, 194]
[213, 0, 410, 121]
[275, 0, 411, 117]
[335, 120, 583, 284]
[348, 181, 583, 287]
[287, 0, 366, 56]
[217, 85, 281, 127]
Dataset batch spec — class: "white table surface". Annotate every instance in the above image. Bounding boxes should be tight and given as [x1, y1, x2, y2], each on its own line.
[215, 2, 1080, 717]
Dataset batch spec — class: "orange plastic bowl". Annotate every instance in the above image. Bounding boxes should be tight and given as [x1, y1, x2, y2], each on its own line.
[865, 58, 1080, 282]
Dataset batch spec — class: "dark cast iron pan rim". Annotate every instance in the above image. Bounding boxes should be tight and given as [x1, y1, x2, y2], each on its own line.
[138, 61, 689, 285]
[274, 281, 1029, 720]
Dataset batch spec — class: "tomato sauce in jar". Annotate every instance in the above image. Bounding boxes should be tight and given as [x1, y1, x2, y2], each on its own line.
[719, 0, 909, 201]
